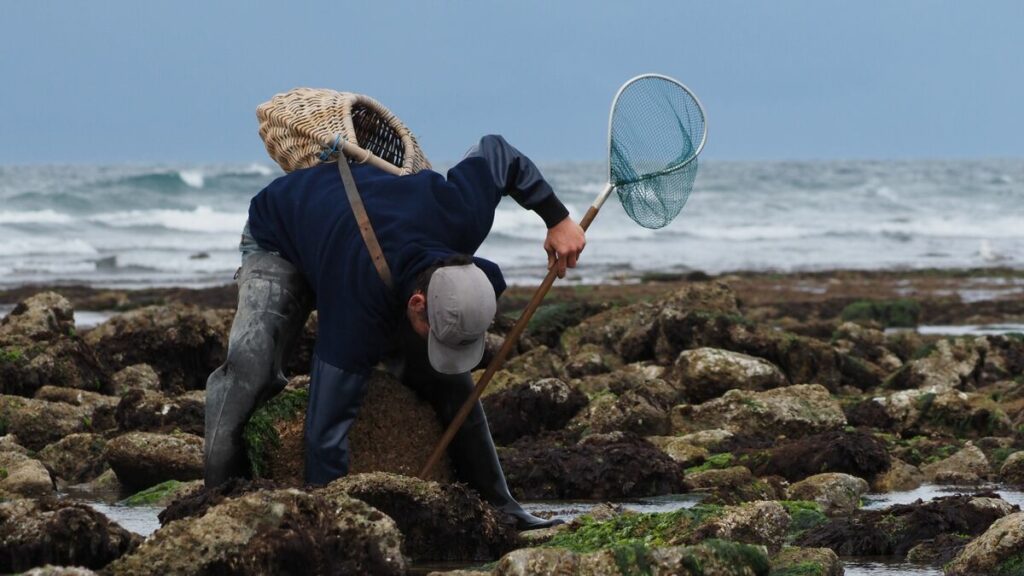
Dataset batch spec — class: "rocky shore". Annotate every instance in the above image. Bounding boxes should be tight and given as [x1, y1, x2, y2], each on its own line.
[1, 268, 1023, 575]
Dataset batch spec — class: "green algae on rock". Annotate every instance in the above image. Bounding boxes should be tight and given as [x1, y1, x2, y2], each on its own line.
[545, 501, 789, 554]
[496, 539, 770, 576]
[769, 546, 842, 576]
[121, 479, 201, 507]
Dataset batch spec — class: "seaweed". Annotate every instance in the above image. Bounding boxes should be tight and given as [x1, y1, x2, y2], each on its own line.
[243, 387, 308, 478]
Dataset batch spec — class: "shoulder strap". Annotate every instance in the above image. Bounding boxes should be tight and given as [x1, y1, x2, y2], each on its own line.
[337, 158, 394, 291]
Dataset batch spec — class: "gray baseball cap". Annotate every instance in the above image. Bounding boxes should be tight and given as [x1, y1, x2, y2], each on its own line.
[427, 264, 497, 374]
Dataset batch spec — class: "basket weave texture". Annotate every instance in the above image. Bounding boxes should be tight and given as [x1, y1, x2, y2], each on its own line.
[257, 88, 431, 174]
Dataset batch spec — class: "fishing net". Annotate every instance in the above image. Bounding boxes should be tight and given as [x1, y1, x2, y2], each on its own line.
[609, 75, 706, 229]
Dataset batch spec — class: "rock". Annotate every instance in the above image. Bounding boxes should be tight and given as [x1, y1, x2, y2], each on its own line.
[104, 431, 203, 490]
[671, 347, 787, 403]
[121, 479, 202, 507]
[84, 303, 230, 393]
[886, 337, 983, 391]
[693, 500, 790, 554]
[114, 388, 204, 435]
[0, 395, 92, 451]
[583, 388, 672, 437]
[683, 466, 784, 506]
[109, 363, 160, 395]
[493, 539, 770, 576]
[645, 436, 709, 467]
[524, 301, 604, 350]
[105, 488, 406, 575]
[797, 493, 1016, 557]
[500, 433, 685, 500]
[945, 511, 1024, 576]
[753, 430, 892, 483]
[320, 472, 520, 562]
[921, 443, 991, 484]
[563, 343, 616, 378]
[677, 429, 735, 451]
[34, 385, 117, 409]
[0, 433, 28, 454]
[979, 334, 1024, 385]
[770, 547, 842, 576]
[787, 473, 870, 516]
[872, 458, 925, 492]
[1, 338, 108, 398]
[672, 384, 846, 439]
[0, 293, 109, 396]
[37, 433, 108, 483]
[245, 372, 455, 486]
[907, 533, 974, 565]
[0, 498, 140, 572]
[0, 451, 54, 497]
[158, 477, 279, 525]
[0, 292, 75, 342]
[562, 301, 662, 363]
[1000, 451, 1024, 484]
[870, 387, 1007, 437]
[480, 346, 566, 396]
[481, 378, 588, 445]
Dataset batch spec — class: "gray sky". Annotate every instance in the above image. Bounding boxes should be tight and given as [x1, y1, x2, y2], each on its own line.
[2, 1, 1022, 164]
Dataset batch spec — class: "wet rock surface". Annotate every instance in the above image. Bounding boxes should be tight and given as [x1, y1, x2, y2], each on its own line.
[246, 372, 455, 486]
[114, 388, 205, 435]
[945, 510, 1024, 576]
[796, 492, 1017, 557]
[104, 431, 204, 490]
[500, 433, 685, 500]
[0, 450, 54, 497]
[0, 498, 140, 573]
[37, 433, 108, 484]
[482, 378, 588, 445]
[752, 429, 892, 483]
[320, 471, 520, 562]
[672, 384, 847, 439]
[671, 347, 787, 403]
[105, 488, 406, 575]
[83, 303, 229, 393]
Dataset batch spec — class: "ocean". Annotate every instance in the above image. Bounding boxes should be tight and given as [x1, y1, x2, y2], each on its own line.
[0, 159, 1021, 288]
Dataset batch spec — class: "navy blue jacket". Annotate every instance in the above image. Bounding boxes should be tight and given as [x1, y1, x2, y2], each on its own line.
[248, 135, 568, 374]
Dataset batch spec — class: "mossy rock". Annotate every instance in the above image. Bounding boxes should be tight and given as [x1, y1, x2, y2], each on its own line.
[840, 299, 920, 328]
[122, 479, 201, 507]
[544, 505, 727, 553]
[243, 372, 454, 486]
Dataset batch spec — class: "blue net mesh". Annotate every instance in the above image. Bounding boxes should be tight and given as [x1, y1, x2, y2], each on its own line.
[609, 76, 705, 229]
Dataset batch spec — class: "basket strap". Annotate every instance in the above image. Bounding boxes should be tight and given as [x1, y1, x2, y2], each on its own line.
[337, 158, 394, 291]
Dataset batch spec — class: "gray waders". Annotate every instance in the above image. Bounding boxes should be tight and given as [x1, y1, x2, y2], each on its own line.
[203, 252, 313, 487]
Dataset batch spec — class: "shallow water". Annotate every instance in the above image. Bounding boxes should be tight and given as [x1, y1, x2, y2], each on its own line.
[0, 304, 116, 329]
[886, 323, 1024, 337]
[843, 559, 941, 576]
[863, 483, 1024, 510]
[87, 501, 163, 537]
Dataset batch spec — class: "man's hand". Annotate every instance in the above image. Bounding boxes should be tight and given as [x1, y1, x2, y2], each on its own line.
[544, 217, 586, 279]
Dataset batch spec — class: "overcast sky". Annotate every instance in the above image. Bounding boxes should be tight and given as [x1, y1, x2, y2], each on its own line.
[2, 1, 1022, 164]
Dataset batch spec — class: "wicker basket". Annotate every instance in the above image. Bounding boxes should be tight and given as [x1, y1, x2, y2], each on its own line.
[257, 88, 431, 175]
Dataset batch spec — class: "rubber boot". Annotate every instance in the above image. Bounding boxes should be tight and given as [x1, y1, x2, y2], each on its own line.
[204, 252, 313, 487]
[398, 326, 561, 530]
[442, 384, 564, 531]
[303, 356, 368, 486]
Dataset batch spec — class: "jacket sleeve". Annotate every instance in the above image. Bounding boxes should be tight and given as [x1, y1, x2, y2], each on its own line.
[449, 134, 569, 229]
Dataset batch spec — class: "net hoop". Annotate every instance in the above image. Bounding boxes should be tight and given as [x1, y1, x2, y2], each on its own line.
[605, 73, 708, 186]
